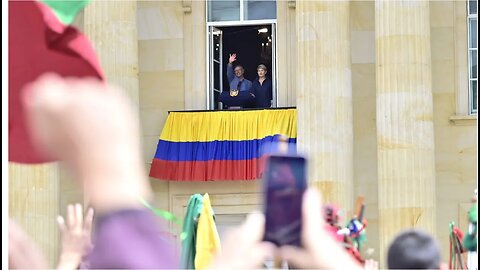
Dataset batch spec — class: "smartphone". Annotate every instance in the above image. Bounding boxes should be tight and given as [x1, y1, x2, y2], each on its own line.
[263, 154, 307, 247]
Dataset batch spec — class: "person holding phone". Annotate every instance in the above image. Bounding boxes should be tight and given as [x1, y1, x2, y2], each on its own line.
[209, 148, 363, 270]
[208, 188, 364, 270]
[263, 155, 305, 247]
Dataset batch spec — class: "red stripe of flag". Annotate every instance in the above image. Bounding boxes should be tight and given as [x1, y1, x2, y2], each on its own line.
[149, 158, 268, 181]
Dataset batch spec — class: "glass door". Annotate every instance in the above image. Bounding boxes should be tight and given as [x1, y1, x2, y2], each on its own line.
[209, 26, 223, 110]
[271, 23, 277, 107]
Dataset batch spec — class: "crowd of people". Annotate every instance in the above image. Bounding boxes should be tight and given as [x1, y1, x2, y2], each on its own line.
[8, 74, 471, 269]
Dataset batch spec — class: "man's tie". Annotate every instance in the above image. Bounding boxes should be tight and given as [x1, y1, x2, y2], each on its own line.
[237, 80, 243, 91]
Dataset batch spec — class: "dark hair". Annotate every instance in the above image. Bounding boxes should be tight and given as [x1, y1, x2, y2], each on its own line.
[387, 230, 442, 269]
[234, 65, 244, 70]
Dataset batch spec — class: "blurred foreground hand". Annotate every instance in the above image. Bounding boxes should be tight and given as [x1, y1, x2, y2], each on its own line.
[279, 188, 364, 270]
[9, 220, 47, 269]
[23, 73, 151, 213]
[208, 212, 275, 270]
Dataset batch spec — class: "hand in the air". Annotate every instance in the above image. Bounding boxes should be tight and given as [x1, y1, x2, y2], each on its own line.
[229, 53, 237, 64]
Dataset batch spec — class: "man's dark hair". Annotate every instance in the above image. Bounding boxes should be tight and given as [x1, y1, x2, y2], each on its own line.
[234, 65, 244, 70]
[387, 229, 442, 269]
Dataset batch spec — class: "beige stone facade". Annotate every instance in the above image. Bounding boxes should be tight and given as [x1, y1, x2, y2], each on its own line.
[9, 0, 477, 266]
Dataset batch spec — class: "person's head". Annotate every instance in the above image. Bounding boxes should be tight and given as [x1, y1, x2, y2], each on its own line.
[322, 204, 340, 226]
[387, 229, 447, 269]
[234, 65, 245, 78]
[257, 64, 267, 78]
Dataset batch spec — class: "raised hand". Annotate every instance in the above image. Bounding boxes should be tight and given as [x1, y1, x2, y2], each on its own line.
[22, 73, 151, 213]
[279, 189, 363, 270]
[57, 204, 95, 270]
[364, 259, 379, 270]
[229, 53, 237, 64]
[208, 212, 275, 270]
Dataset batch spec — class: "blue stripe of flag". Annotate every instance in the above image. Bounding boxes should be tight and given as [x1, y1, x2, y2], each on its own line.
[154, 135, 297, 161]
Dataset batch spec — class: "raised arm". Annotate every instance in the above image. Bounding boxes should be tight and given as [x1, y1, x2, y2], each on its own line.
[227, 53, 237, 83]
[23, 74, 150, 213]
[23, 74, 177, 269]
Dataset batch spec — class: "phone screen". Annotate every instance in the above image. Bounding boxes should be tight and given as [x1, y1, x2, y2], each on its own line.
[263, 155, 307, 247]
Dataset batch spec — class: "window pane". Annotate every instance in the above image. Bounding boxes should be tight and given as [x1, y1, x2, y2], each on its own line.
[208, 0, 240, 22]
[214, 61, 220, 90]
[470, 50, 478, 79]
[469, 19, 477, 48]
[244, 0, 277, 20]
[471, 80, 477, 112]
[214, 90, 220, 110]
[213, 32, 220, 60]
[469, 0, 477, 15]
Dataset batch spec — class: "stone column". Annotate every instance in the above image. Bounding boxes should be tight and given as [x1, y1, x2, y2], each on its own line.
[183, 0, 207, 110]
[375, 0, 436, 263]
[9, 163, 60, 266]
[277, 0, 297, 107]
[296, 1, 353, 213]
[83, 1, 139, 104]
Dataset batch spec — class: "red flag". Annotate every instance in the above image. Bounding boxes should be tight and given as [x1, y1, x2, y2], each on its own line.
[9, 1, 104, 163]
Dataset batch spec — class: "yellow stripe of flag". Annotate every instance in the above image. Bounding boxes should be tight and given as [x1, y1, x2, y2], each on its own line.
[160, 109, 297, 142]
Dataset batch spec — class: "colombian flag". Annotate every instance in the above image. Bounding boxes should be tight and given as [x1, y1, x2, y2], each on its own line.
[149, 109, 297, 181]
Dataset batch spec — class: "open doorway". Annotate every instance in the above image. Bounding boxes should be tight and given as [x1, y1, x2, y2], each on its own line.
[208, 24, 276, 110]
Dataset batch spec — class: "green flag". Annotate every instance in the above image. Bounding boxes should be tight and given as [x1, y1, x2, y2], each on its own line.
[41, 0, 90, 25]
